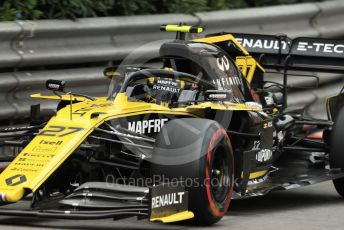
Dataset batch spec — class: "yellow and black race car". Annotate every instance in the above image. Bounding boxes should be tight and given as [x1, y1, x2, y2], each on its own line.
[1, 24, 344, 225]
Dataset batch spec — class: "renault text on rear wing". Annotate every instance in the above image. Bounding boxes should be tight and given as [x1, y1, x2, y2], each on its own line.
[228, 33, 344, 73]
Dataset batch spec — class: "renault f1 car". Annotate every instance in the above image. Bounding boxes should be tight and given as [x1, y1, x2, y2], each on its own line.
[1, 24, 344, 226]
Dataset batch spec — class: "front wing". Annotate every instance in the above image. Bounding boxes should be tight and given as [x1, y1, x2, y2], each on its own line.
[0, 181, 193, 223]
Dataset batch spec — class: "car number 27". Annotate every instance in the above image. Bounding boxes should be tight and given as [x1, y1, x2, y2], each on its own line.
[38, 126, 84, 137]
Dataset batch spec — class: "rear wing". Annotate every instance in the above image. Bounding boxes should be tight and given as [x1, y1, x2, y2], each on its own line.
[219, 33, 344, 73]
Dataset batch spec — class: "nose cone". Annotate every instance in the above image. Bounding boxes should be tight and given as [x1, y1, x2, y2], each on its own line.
[0, 187, 25, 203]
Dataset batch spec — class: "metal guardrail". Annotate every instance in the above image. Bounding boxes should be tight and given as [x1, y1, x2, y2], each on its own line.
[196, 3, 321, 37]
[4, 14, 198, 68]
[314, 0, 344, 38]
[0, 0, 343, 123]
[0, 68, 109, 122]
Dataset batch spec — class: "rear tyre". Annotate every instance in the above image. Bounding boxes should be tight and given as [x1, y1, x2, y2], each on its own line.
[151, 118, 234, 225]
[330, 106, 344, 197]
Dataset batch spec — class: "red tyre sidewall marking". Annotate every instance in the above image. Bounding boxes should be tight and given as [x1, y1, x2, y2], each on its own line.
[205, 128, 234, 217]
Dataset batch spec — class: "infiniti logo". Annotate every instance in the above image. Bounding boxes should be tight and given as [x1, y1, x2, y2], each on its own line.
[217, 56, 230, 71]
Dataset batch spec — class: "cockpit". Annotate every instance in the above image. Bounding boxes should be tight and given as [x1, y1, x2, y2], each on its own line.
[120, 68, 212, 107]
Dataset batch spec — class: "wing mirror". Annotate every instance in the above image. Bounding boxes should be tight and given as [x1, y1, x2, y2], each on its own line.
[104, 67, 122, 79]
[46, 79, 66, 92]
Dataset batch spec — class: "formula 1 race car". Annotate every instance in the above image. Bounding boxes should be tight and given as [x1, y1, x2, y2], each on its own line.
[1, 24, 344, 226]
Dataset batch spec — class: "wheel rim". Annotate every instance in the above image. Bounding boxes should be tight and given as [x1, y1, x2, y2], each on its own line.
[210, 145, 231, 203]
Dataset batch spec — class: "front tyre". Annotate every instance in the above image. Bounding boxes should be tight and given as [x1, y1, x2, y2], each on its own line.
[150, 118, 234, 225]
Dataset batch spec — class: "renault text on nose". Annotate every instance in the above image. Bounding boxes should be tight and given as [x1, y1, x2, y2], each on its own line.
[151, 191, 185, 208]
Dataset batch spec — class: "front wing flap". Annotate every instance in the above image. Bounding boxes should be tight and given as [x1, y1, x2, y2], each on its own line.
[0, 181, 193, 223]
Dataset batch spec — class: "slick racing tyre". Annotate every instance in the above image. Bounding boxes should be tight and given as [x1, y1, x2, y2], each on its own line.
[151, 118, 234, 225]
[330, 106, 344, 197]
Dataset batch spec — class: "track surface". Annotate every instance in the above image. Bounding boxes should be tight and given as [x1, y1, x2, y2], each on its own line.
[0, 181, 343, 230]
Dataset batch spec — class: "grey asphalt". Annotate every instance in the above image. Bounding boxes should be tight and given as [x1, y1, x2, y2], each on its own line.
[0, 181, 343, 230]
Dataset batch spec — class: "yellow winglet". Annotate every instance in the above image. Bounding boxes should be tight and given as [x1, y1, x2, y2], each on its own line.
[30, 93, 90, 102]
[160, 25, 203, 33]
[150, 211, 194, 223]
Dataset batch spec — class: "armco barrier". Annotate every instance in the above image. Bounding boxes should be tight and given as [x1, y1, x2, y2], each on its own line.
[0, 22, 21, 68]
[8, 67, 109, 122]
[0, 73, 18, 121]
[195, 3, 321, 37]
[313, 0, 344, 38]
[0, 0, 344, 123]
[13, 14, 198, 68]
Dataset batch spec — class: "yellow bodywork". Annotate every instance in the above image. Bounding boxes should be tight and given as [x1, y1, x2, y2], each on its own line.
[150, 211, 195, 223]
[236, 56, 264, 83]
[241, 170, 268, 180]
[194, 34, 250, 55]
[31, 93, 92, 102]
[162, 24, 203, 33]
